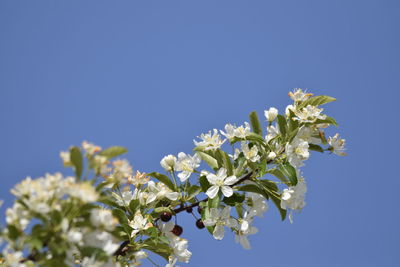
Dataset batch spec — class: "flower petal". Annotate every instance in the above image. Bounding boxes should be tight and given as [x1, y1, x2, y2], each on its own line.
[206, 185, 219, 199]
[221, 186, 233, 198]
[213, 225, 225, 240]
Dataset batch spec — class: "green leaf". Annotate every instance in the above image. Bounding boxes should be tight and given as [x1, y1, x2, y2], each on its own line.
[300, 95, 336, 108]
[237, 184, 268, 199]
[129, 199, 140, 213]
[70, 146, 83, 179]
[187, 185, 201, 200]
[98, 146, 128, 159]
[276, 115, 287, 137]
[217, 150, 233, 176]
[315, 116, 338, 126]
[143, 239, 172, 261]
[249, 111, 263, 136]
[279, 163, 298, 186]
[223, 193, 245, 206]
[196, 151, 219, 170]
[148, 172, 175, 191]
[270, 193, 287, 221]
[199, 175, 210, 192]
[245, 132, 266, 144]
[309, 144, 324, 153]
[112, 208, 128, 224]
[208, 194, 220, 208]
[268, 168, 290, 184]
[7, 225, 21, 240]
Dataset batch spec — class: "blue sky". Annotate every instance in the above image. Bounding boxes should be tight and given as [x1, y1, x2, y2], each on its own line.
[0, 1, 399, 266]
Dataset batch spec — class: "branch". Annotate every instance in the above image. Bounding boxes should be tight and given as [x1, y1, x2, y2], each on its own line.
[114, 171, 254, 257]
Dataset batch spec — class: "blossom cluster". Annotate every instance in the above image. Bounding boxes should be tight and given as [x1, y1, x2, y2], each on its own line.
[0, 89, 346, 267]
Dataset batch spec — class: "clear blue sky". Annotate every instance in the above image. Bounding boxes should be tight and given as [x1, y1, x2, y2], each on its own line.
[0, 1, 399, 266]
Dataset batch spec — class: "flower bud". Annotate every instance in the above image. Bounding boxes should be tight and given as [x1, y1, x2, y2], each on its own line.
[160, 155, 177, 172]
[264, 107, 278, 122]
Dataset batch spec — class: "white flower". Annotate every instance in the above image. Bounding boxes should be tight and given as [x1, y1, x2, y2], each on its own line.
[220, 122, 251, 140]
[264, 107, 278, 122]
[90, 209, 117, 231]
[158, 221, 175, 239]
[194, 129, 226, 150]
[288, 88, 313, 102]
[111, 159, 133, 182]
[113, 190, 134, 206]
[293, 105, 326, 123]
[2, 247, 25, 267]
[84, 231, 119, 256]
[169, 237, 192, 263]
[235, 211, 258, 249]
[129, 212, 152, 237]
[68, 182, 99, 203]
[67, 229, 83, 244]
[175, 152, 201, 182]
[296, 126, 322, 144]
[241, 142, 260, 162]
[281, 179, 307, 223]
[285, 104, 295, 116]
[205, 168, 238, 199]
[246, 192, 268, 217]
[127, 171, 150, 187]
[160, 155, 178, 172]
[328, 133, 347, 156]
[132, 250, 148, 265]
[82, 141, 102, 155]
[166, 256, 179, 267]
[265, 125, 280, 142]
[147, 181, 179, 202]
[203, 206, 237, 240]
[60, 151, 71, 165]
[285, 138, 309, 168]
[267, 151, 276, 160]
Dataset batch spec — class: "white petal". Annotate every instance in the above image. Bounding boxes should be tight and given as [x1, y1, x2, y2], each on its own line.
[206, 186, 219, 199]
[178, 171, 190, 182]
[224, 175, 238, 185]
[213, 225, 225, 240]
[221, 186, 233, 198]
[206, 173, 218, 185]
[216, 168, 227, 178]
[203, 218, 216, 227]
[166, 192, 179, 201]
[221, 206, 231, 219]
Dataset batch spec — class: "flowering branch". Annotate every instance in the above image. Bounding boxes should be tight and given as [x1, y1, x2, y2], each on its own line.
[0, 89, 347, 267]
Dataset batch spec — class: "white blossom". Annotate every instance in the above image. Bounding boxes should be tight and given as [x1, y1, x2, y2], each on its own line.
[90, 209, 118, 231]
[169, 237, 192, 263]
[206, 168, 238, 199]
[328, 133, 347, 156]
[288, 88, 313, 102]
[285, 138, 309, 168]
[203, 206, 237, 240]
[129, 212, 152, 237]
[147, 181, 179, 202]
[264, 107, 278, 122]
[235, 211, 258, 249]
[241, 142, 260, 162]
[293, 105, 326, 123]
[246, 192, 268, 217]
[83, 230, 119, 256]
[161, 155, 178, 172]
[220, 122, 251, 140]
[194, 129, 226, 150]
[281, 178, 307, 223]
[175, 152, 201, 182]
[265, 124, 280, 142]
[82, 141, 102, 155]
